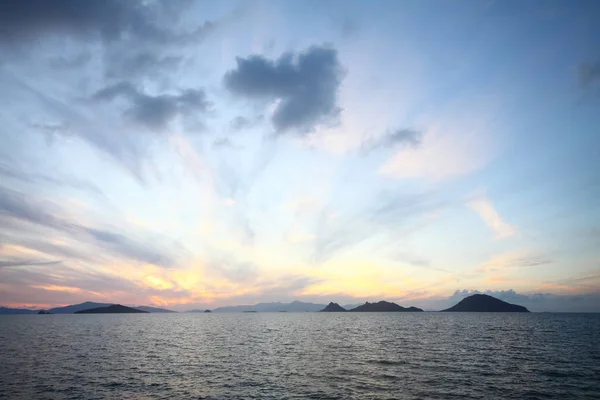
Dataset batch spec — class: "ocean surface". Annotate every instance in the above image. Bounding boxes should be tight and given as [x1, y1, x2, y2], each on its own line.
[1, 313, 599, 399]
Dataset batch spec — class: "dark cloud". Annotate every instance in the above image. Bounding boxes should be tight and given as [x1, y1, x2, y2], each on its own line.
[0, 185, 183, 268]
[93, 82, 211, 130]
[0, 260, 61, 268]
[224, 46, 344, 134]
[105, 52, 182, 80]
[578, 60, 600, 88]
[0, 0, 217, 84]
[0, 0, 198, 46]
[361, 128, 422, 154]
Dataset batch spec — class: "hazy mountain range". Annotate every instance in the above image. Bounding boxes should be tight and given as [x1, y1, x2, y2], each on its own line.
[0, 302, 176, 314]
[1, 300, 362, 314]
[0, 295, 529, 314]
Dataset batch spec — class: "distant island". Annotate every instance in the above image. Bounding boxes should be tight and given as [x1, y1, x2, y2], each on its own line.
[349, 301, 423, 312]
[135, 306, 177, 313]
[442, 294, 530, 312]
[320, 302, 347, 312]
[0, 302, 176, 314]
[1, 294, 533, 314]
[74, 304, 148, 314]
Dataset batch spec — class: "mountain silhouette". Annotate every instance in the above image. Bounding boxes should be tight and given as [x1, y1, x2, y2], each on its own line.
[442, 294, 529, 312]
[74, 304, 148, 314]
[49, 302, 112, 314]
[320, 302, 347, 312]
[349, 301, 423, 312]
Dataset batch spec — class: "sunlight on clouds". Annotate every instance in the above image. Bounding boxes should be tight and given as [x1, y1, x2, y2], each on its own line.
[0, 244, 45, 258]
[299, 259, 414, 299]
[31, 285, 104, 298]
[145, 275, 174, 290]
[468, 196, 518, 239]
[379, 124, 492, 181]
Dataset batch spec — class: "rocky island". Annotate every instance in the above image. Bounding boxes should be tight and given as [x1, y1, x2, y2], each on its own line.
[442, 294, 530, 312]
[74, 304, 149, 314]
[349, 301, 423, 312]
[320, 302, 347, 312]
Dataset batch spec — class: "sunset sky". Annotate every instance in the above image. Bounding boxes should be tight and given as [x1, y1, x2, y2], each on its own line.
[1, 0, 599, 312]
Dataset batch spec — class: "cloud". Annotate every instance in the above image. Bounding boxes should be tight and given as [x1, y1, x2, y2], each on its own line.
[93, 82, 211, 131]
[229, 115, 263, 132]
[213, 137, 237, 149]
[476, 251, 551, 272]
[82, 228, 179, 268]
[578, 60, 600, 88]
[0, 260, 61, 268]
[224, 45, 344, 134]
[468, 195, 517, 238]
[0, 185, 183, 268]
[0, 0, 204, 47]
[105, 52, 182, 80]
[379, 99, 498, 181]
[313, 189, 446, 262]
[0, 158, 103, 196]
[361, 128, 422, 154]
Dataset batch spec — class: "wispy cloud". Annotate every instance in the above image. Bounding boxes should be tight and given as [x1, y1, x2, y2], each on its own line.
[360, 128, 422, 155]
[468, 195, 517, 239]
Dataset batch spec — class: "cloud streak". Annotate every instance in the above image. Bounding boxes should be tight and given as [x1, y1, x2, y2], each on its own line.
[0, 185, 183, 268]
[361, 128, 422, 154]
[468, 195, 517, 239]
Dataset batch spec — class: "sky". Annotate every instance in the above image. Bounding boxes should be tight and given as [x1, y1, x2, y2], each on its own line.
[1, 0, 599, 312]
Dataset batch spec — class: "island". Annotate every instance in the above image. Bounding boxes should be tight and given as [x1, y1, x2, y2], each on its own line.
[74, 304, 149, 314]
[349, 301, 423, 312]
[204, 309, 212, 313]
[320, 302, 347, 312]
[442, 294, 530, 312]
[37, 310, 52, 314]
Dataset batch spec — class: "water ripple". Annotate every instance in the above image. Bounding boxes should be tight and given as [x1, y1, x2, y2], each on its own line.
[1, 313, 599, 399]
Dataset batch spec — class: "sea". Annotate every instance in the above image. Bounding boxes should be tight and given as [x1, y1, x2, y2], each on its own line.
[1, 312, 599, 399]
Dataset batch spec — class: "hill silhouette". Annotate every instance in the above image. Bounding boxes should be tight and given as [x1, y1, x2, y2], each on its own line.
[49, 302, 112, 314]
[75, 304, 148, 314]
[320, 302, 346, 312]
[349, 301, 423, 312]
[442, 294, 529, 312]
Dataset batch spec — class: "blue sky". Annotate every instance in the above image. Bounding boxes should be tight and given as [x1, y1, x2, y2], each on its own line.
[0, 0, 599, 311]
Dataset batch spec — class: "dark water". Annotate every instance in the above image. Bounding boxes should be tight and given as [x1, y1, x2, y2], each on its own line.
[1, 313, 599, 399]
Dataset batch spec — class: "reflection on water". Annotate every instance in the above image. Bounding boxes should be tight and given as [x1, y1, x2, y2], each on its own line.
[1, 312, 599, 399]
